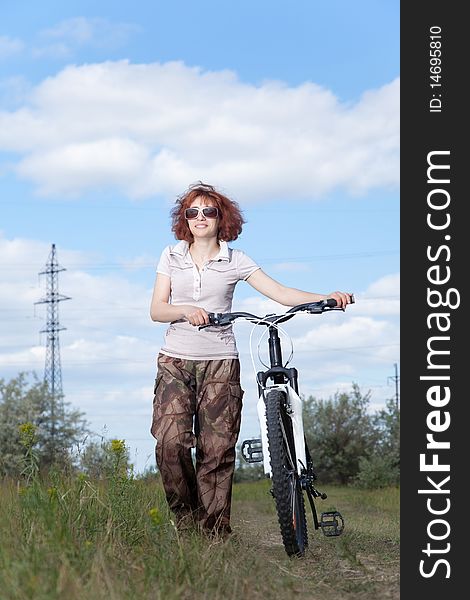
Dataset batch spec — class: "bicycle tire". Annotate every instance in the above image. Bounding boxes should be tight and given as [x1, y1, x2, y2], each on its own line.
[265, 388, 308, 557]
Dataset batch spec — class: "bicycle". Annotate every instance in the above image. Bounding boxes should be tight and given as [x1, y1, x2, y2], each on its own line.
[200, 297, 353, 557]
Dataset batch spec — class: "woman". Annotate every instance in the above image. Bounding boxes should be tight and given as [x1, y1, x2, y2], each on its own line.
[150, 182, 351, 537]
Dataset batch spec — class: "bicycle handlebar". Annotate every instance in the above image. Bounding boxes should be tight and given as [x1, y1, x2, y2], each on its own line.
[199, 294, 354, 329]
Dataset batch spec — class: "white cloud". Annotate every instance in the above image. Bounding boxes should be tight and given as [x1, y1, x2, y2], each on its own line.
[33, 17, 140, 58]
[0, 76, 32, 109]
[291, 316, 399, 363]
[352, 273, 399, 316]
[366, 272, 399, 298]
[32, 42, 72, 60]
[0, 35, 24, 59]
[0, 61, 399, 201]
[119, 253, 157, 272]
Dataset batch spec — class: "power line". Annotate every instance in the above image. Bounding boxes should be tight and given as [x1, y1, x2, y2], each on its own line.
[0, 342, 400, 367]
[0, 249, 399, 271]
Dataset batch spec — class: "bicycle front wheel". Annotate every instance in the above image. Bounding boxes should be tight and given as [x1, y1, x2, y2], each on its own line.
[265, 389, 308, 557]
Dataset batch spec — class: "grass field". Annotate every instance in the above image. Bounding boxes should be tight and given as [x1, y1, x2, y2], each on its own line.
[0, 474, 399, 600]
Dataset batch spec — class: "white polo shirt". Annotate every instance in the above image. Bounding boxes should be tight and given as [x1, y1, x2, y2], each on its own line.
[156, 240, 260, 360]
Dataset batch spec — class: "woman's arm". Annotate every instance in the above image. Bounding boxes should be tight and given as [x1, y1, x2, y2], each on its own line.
[150, 273, 210, 325]
[245, 269, 352, 309]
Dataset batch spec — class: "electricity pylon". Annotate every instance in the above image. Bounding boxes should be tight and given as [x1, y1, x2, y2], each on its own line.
[35, 244, 70, 451]
[387, 363, 400, 409]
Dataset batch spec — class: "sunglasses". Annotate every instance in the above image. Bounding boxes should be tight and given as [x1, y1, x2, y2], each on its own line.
[185, 206, 219, 220]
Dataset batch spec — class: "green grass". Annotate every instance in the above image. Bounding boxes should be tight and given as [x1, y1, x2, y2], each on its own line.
[0, 475, 399, 600]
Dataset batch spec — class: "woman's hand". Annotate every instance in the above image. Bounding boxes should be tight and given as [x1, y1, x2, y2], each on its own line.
[183, 306, 210, 326]
[326, 291, 353, 309]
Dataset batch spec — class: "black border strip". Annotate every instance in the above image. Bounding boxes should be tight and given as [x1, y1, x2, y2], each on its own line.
[401, 3, 466, 595]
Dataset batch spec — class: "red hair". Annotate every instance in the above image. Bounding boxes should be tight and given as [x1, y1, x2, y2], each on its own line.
[171, 182, 245, 242]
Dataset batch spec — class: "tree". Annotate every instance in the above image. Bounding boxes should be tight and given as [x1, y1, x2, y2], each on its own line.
[0, 372, 89, 477]
[372, 397, 400, 468]
[302, 383, 378, 484]
[78, 438, 132, 479]
[355, 397, 400, 488]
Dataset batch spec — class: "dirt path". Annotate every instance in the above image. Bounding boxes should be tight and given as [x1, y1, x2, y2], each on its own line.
[231, 498, 400, 600]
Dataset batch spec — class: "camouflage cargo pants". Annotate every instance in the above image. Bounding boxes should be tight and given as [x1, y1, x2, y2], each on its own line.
[150, 353, 243, 533]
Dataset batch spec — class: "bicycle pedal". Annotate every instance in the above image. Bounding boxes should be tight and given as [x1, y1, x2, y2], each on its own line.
[320, 511, 344, 537]
[241, 438, 263, 463]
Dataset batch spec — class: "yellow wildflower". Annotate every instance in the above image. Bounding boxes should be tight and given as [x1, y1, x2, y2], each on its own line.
[110, 439, 126, 454]
[148, 507, 163, 526]
[18, 422, 37, 447]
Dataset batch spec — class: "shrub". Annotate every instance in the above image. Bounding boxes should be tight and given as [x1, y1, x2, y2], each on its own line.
[355, 453, 399, 489]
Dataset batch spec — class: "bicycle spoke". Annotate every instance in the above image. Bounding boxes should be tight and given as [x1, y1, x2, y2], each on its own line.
[279, 416, 295, 470]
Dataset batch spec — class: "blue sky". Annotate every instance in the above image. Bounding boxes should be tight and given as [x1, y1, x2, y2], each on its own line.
[1, 1, 399, 472]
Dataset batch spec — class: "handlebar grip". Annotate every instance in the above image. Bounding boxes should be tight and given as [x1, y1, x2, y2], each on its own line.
[200, 312, 231, 329]
[326, 294, 354, 308]
[199, 312, 217, 329]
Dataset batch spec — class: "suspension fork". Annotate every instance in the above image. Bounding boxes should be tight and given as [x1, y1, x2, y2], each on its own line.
[256, 325, 299, 394]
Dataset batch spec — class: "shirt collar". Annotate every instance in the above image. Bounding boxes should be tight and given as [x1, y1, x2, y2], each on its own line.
[169, 240, 230, 262]
[215, 241, 230, 261]
[169, 240, 190, 258]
